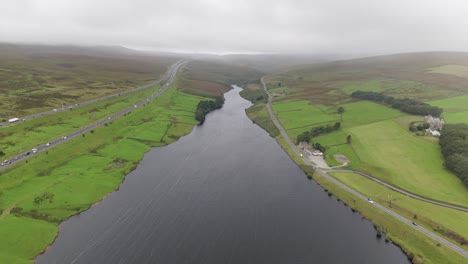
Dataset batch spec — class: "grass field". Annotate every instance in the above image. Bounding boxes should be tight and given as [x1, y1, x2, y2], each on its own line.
[428, 94, 468, 124]
[0, 84, 207, 263]
[0, 44, 176, 119]
[349, 120, 467, 205]
[0, 84, 158, 160]
[428, 64, 468, 78]
[272, 99, 405, 143]
[331, 172, 468, 248]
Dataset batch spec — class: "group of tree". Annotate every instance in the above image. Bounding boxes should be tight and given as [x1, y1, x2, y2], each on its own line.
[296, 122, 341, 144]
[195, 96, 225, 124]
[312, 142, 326, 153]
[439, 123, 468, 186]
[409, 122, 430, 132]
[351, 91, 443, 117]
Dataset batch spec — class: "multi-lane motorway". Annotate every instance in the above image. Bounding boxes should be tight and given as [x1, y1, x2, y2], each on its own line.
[0, 61, 179, 128]
[0, 60, 186, 170]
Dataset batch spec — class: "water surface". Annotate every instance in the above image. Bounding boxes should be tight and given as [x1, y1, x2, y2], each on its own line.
[37, 86, 408, 264]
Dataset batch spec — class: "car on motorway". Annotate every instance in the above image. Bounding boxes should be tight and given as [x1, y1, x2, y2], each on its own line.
[46, 142, 50, 147]
[62, 136, 67, 139]
[412, 222, 418, 226]
[32, 148, 38, 153]
[25, 151, 31, 156]
[367, 198, 374, 204]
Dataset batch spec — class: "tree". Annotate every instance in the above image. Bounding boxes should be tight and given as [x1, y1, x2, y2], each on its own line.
[337, 106, 345, 121]
[346, 135, 352, 144]
[0, 150, 4, 157]
[297, 131, 311, 144]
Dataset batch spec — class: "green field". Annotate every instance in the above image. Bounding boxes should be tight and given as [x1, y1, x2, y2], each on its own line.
[428, 94, 468, 124]
[272, 99, 405, 142]
[331, 172, 468, 248]
[428, 64, 468, 78]
[0, 84, 206, 263]
[0, 84, 158, 160]
[350, 120, 467, 205]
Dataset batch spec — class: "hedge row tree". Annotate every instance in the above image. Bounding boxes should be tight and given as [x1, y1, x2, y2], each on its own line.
[351, 91, 443, 117]
[439, 123, 468, 186]
[296, 122, 341, 144]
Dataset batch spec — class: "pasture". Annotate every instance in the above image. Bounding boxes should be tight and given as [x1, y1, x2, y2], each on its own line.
[348, 120, 468, 206]
[428, 64, 468, 78]
[428, 94, 468, 124]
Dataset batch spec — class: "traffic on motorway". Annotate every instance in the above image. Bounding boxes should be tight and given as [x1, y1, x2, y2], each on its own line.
[0, 60, 186, 170]
[0, 61, 180, 128]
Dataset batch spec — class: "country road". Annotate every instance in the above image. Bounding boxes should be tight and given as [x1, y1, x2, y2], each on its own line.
[0, 60, 186, 171]
[260, 77, 468, 259]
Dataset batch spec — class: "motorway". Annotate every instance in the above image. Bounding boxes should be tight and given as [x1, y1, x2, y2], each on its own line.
[260, 77, 468, 259]
[0, 61, 180, 128]
[0, 60, 186, 170]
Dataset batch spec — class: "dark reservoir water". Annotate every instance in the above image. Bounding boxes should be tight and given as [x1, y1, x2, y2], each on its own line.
[37, 86, 409, 264]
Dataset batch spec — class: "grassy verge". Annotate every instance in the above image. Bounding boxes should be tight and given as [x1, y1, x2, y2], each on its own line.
[0, 84, 207, 263]
[312, 172, 467, 264]
[0, 84, 158, 160]
[330, 172, 468, 249]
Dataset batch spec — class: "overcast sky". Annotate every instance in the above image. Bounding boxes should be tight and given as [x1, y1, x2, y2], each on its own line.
[2, 0, 468, 55]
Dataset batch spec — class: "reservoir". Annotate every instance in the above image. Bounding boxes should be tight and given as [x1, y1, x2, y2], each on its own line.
[37, 86, 408, 263]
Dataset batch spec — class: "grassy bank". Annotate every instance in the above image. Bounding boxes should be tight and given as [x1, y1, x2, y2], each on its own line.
[0, 84, 207, 263]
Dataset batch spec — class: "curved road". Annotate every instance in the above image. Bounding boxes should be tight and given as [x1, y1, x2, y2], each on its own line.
[260, 77, 468, 259]
[0, 61, 179, 128]
[0, 60, 186, 171]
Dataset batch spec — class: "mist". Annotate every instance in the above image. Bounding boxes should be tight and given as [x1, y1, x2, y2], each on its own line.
[2, 0, 468, 55]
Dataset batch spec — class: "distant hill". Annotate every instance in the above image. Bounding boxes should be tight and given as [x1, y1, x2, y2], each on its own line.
[177, 60, 264, 97]
[0, 43, 179, 118]
[266, 51, 468, 103]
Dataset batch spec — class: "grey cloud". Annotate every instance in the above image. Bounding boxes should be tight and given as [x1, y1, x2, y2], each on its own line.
[1, 0, 468, 55]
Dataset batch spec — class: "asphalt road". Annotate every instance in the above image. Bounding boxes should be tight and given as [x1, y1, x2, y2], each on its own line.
[0, 60, 186, 170]
[0, 62, 178, 127]
[260, 77, 468, 259]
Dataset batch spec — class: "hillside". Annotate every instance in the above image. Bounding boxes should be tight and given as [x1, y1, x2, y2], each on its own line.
[0, 43, 178, 118]
[266, 51, 468, 103]
[177, 60, 264, 97]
